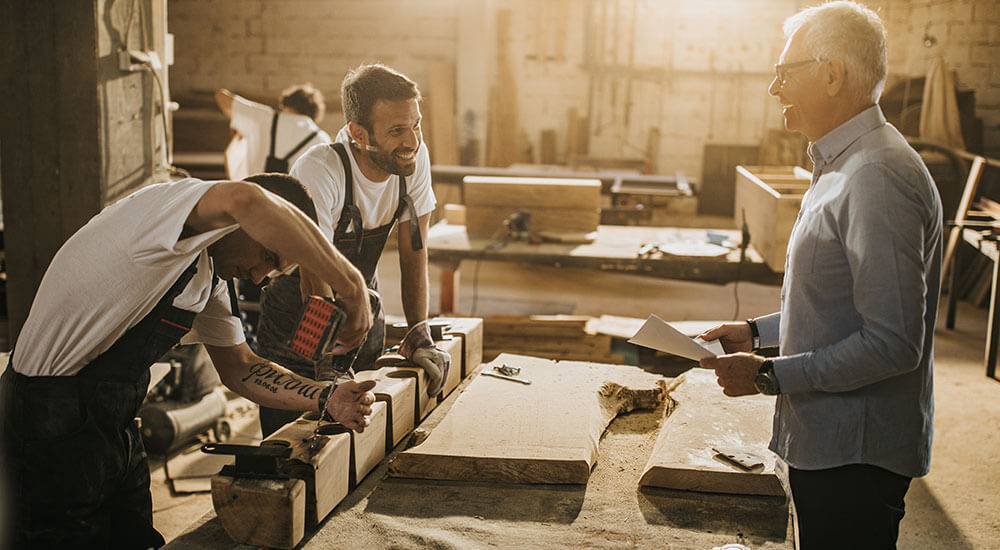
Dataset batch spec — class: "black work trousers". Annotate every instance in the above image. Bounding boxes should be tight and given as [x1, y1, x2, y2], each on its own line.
[789, 463, 911, 550]
[0, 369, 164, 550]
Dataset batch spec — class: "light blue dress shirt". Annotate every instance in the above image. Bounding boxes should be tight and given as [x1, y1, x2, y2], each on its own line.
[755, 105, 942, 478]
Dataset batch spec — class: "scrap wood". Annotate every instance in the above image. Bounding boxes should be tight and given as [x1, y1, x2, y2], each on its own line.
[639, 368, 783, 496]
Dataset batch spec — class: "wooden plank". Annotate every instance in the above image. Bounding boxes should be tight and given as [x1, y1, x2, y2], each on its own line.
[211, 476, 306, 550]
[378, 359, 440, 421]
[639, 369, 783, 496]
[358, 368, 417, 449]
[267, 418, 352, 524]
[428, 61, 459, 165]
[465, 205, 601, 237]
[350, 401, 388, 487]
[436, 336, 464, 400]
[388, 354, 666, 484]
[440, 316, 485, 377]
[463, 176, 601, 209]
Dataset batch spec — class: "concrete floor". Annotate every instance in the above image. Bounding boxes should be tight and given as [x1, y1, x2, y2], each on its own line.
[149, 251, 1000, 548]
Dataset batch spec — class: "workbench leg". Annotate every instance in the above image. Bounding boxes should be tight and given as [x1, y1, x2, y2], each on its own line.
[946, 243, 958, 330]
[986, 254, 1000, 380]
[440, 267, 460, 314]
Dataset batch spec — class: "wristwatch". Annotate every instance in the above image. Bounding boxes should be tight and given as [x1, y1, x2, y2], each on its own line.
[754, 360, 781, 395]
[746, 318, 760, 351]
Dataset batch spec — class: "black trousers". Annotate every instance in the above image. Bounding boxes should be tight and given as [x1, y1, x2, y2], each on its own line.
[0, 369, 164, 550]
[789, 463, 911, 550]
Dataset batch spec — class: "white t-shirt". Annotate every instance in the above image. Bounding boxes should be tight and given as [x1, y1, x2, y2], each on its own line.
[13, 179, 246, 377]
[289, 126, 436, 242]
[229, 95, 331, 179]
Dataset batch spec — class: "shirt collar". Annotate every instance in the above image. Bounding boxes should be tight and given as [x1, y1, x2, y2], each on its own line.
[807, 105, 886, 168]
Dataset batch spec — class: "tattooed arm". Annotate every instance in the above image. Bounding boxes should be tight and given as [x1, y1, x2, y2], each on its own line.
[205, 343, 376, 432]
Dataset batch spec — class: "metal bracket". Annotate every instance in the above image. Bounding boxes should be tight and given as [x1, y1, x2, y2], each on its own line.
[201, 443, 292, 480]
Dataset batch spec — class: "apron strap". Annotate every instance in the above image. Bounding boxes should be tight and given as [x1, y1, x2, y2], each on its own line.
[268, 112, 279, 160]
[395, 175, 423, 252]
[331, 142, 364, 257]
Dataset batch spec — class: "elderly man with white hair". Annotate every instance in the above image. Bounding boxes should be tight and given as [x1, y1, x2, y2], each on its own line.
[698, 2, 942, 548]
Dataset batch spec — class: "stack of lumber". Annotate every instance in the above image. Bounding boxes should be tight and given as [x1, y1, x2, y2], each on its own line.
[463, 176, 601, 238]
[210, 319, 483, 549]
[483, 314, 624, 364]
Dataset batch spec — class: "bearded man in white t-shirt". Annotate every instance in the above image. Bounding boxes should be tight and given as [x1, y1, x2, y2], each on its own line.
[0, 174, 375, 549]
[215, 83, 332, 178]
[254, 64, 449, 437]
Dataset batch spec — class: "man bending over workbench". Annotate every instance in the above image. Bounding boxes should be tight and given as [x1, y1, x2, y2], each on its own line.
[0, 174, 377, 549]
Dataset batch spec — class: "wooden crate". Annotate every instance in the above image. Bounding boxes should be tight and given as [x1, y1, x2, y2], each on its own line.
[734, 166, 811, 272]
[463, 176, 601, 237]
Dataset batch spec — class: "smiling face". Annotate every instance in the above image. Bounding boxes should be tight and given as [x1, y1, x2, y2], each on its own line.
[768, 27, 829, 142]
[354, 98, 422, 178]
[208, 230, 290, 284]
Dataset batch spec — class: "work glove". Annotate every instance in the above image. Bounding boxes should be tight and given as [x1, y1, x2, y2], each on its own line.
[399, 320, 451, 397]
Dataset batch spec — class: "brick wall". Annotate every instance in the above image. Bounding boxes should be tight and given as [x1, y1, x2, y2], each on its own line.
[872, 0, 1000, 157]
[168, 0, 999, 180]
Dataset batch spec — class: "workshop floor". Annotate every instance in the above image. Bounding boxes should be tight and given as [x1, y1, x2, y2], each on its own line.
[149, 252, 1000, 548]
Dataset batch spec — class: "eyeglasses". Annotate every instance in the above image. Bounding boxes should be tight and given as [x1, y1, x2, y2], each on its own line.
[773, 58, 823, 87]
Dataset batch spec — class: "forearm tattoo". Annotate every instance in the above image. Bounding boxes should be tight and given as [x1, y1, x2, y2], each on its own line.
[242, 362, 323, 400]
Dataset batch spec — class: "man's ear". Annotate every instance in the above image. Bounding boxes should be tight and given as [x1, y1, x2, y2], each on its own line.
[825, 58, 847, 97]
[348, 122, 370, 148]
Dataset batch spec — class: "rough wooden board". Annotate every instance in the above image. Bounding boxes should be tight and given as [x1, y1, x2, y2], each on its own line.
[346, 401, 388, 488]
[378, 360, 439, 420]
[210, 476, 305, 550]
[439, 316, 484, 377]
[436, 336, 464, 400]
[463, 176, 601, 209]
[267, 418, 352, 524]
[639, 368, 784, 496]
[358, 369, 417, 448]
[388, 353, 665, 484]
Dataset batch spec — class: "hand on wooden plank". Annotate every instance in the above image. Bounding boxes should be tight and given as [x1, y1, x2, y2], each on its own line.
[698, 322, 753, 354]
[400, 320, 451, 396]
[327, 380, 377, 432]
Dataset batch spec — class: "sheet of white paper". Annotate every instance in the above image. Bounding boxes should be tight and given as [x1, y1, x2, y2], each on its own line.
[628, 314, 719, 361]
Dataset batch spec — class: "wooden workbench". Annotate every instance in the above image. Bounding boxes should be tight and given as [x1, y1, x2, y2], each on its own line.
[427, 221, 783, 313]
[164, 364, 793, 550]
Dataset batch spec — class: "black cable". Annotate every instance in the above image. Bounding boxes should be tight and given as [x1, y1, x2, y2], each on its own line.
[732, 209, 751, 321]
[469, 226, 509, 316]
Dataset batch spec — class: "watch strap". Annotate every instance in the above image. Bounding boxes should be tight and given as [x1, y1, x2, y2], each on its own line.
[746, 318, 761, 351]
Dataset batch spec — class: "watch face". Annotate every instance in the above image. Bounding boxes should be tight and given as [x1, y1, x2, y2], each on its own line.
[754, 372, 778, 395]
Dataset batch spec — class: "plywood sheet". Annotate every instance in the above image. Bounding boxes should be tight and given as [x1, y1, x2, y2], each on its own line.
[639, 368, 783, 496]
[389, 353, 665, 484]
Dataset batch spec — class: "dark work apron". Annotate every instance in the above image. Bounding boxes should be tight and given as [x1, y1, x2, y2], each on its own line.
[255, 141, 422, 436]
[0, 260, 220, 549]
[263, 112, 317, 174]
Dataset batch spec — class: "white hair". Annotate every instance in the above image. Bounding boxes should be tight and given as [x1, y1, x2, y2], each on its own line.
[784, 1, 888, 105]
